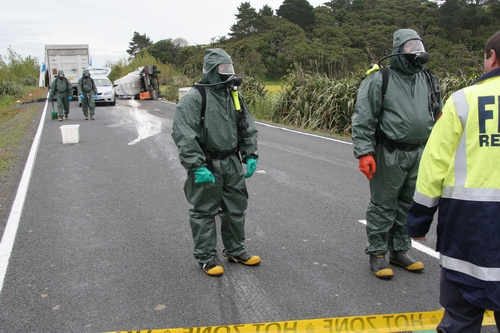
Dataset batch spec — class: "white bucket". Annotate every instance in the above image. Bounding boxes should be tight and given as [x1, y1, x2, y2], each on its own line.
[60, 124, 80, 144]
[178, 87, 191, 101]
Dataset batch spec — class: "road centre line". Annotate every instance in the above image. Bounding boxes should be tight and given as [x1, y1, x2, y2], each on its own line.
[0, 95, 48, 294]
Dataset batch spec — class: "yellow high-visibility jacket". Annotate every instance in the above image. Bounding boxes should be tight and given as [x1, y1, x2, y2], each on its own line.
[408, 67, 500, 311]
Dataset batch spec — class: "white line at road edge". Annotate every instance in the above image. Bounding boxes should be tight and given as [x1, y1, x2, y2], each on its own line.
[358, 219, 439, 259]
[0, 97, 48, 294]
[256, 122, 352, 145]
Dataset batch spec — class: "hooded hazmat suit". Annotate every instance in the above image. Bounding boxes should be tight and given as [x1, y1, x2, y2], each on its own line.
[172, 48, 258, 265]
[352, 29, 443, 258]
[77, 69, 98, 118]
[49, 70, 72, 119]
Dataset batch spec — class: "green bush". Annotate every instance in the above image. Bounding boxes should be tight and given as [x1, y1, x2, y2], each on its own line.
[0, 80, 24, 98]
[0, 47, 39, 97]
[269, 69, 364, 136]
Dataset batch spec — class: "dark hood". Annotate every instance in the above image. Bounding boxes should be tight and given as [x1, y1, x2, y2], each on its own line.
[389, 29, 425, 74]
[198, 48, 233, 85]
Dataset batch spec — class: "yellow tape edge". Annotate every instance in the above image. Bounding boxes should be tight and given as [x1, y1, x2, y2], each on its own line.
[108, 309, 496, 333]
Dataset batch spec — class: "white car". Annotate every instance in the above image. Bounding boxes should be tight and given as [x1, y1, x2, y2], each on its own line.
[84, 67, 112, 76]
[78, 75, 116, 106]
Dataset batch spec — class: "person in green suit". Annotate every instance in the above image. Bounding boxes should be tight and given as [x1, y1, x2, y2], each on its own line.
[172, 48, 260, 277]
[352, 29, 443, 279]
[77, 69, 98, 120]
[49, 70, 72, 121]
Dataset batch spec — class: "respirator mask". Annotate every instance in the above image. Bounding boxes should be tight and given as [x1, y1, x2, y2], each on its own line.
[217, 63, 236, 82]
[58, 74, 64, 79]
[377, 39, 431, 67]
[402, 39, 430, 65]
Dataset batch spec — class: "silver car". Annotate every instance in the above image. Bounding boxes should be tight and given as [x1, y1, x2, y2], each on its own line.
[78, 75, 116, 106]
[94, 76, 116, 106]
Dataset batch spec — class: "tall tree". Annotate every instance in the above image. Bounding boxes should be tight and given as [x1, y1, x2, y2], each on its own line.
[230, 2, 260, 40]
[127, 32, 153, 58]
[276, 0, 316, 29]
[147, 39, 176, 64]
[259, 4, 274, 16]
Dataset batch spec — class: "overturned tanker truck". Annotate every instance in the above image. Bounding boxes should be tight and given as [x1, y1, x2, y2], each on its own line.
[114, 65, 161, 100]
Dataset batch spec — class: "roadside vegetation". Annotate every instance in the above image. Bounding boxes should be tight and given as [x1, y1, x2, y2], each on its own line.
[0, 0, 497, 177]
[103, 0, 494, 134]
[0, 48, 42, 177]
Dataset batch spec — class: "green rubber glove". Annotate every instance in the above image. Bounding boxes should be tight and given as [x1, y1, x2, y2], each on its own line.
[245, 158, 257, 178]
[194, 166, 215, 184]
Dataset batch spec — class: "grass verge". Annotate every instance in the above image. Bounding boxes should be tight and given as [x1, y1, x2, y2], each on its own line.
[0, 87, 47, 176]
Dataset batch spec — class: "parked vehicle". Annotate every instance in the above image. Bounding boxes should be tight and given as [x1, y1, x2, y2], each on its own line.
[84, 67, 112, 77]
[39, 44, 90, 96]
[78, 76, 116, 106]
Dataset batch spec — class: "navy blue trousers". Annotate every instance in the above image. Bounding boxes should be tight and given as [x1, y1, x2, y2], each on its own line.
[438, 270, 500, 332]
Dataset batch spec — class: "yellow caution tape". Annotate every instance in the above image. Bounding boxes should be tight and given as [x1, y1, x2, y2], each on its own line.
[106, 309, 496, 333]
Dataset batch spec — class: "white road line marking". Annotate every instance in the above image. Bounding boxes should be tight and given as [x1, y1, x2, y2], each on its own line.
[0, 95, 48, 294]
[256, 122, 352, 145]
[358, 219, 439, 259]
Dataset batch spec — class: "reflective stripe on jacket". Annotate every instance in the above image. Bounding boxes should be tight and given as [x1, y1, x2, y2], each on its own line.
[408, 68, 500, 311]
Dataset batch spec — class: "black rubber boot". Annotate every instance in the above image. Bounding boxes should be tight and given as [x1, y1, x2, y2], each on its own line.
[199, 259, 224, 277]
[369, 255, 393, 279]
[227, 252, 261, 266]
[389, 251, 424, 272]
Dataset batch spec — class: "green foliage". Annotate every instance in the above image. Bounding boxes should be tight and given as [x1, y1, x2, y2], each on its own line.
[122, 0, 497, 81]
[127, 31, 153, 58]
[269, 67, 364, 136]
[0, 81, 24, 98]
[0, 47, 39, 98]
[160, 75, 193, 102]
[276, 0, 316, 30]
[440, 72, 481, 103]
[230, 2, 260, 40]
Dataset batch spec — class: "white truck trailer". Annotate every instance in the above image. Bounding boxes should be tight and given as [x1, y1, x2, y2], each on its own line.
[39, 44, 90, 96]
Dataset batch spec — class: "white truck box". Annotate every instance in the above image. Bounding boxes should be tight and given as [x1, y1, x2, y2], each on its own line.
[39, 44, 90, 96]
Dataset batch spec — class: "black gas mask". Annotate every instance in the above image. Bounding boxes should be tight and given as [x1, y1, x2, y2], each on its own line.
[402, 39, 430, 65]
[377, 39, 430, 67]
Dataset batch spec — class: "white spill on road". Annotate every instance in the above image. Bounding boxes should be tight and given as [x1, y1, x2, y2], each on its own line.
[127, 99, 162, 145]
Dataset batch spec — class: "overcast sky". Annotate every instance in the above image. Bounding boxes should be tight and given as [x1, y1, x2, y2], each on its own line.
[1, 0, 325, 68]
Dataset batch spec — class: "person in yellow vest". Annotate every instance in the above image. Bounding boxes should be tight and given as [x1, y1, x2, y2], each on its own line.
[49, 70, 72, 121]
[407, 31, 500, 332]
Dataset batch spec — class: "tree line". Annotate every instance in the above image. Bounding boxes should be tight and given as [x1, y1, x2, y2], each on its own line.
[122, 0, 500, 81]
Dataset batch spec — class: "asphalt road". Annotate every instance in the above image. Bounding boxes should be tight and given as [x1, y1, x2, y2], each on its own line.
[0, 97, 493, 332]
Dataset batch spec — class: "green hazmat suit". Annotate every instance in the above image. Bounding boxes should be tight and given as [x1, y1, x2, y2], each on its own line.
[172, 48, 259, 264]
[352, 29, 443, 256]
[49, 70, 72, 118]
[77, 69, 98, 117]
